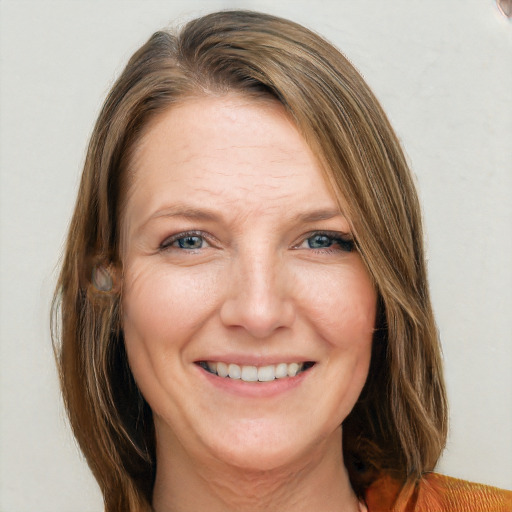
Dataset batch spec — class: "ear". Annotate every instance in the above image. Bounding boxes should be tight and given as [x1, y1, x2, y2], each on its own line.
[92, 264, 114, 292]
[90, 262, 122, 295]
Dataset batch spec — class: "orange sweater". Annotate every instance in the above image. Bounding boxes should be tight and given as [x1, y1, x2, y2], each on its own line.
[364, 473, 512, 512]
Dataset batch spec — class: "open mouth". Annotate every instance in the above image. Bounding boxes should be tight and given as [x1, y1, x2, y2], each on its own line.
[196, 361, 315, 382]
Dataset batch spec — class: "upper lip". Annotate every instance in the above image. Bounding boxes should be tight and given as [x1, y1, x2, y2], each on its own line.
[194, 355, 315, 366]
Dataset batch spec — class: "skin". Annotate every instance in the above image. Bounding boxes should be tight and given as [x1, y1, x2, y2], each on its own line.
[121, 94, 376, 512]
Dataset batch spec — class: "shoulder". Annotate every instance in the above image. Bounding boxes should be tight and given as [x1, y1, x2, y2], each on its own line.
[416, 473, 512, 512]
[364, 472, 512, 512]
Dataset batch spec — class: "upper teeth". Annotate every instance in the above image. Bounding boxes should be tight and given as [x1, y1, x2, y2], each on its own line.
[203, 361, 305, 382]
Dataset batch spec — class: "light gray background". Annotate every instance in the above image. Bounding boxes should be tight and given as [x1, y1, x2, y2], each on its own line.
[1, 1, 511, 510]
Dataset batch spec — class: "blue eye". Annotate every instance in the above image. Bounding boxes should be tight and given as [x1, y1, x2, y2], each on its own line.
[304, 232, 354, 252]
[160, 232, 207, 251]
[176, 235, 203, 249]
[307, 234, 333, 248]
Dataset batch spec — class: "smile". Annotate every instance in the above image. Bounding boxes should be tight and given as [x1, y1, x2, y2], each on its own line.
[197, 361, 315, 382]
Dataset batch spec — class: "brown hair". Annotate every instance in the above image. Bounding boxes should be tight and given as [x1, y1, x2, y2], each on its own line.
[52, 10, 447, 511]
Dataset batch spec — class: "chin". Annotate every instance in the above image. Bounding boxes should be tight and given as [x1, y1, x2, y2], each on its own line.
[202, 419, 339, 473]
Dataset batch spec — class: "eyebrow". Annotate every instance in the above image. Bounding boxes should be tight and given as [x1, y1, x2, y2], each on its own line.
[135, 205, 221, 234]
[136, 205, 346, 235]
[150, 205, 221, 222]
[293, 208, 345, 223]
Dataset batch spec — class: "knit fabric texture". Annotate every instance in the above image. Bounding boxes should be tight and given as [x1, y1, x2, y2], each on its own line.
[365, 472, 512, 512]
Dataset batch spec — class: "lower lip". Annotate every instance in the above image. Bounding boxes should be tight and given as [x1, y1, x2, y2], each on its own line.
[196, 365, 312, 398]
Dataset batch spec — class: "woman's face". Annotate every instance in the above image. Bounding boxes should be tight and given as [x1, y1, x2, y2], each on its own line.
[121, 94, 377, 472]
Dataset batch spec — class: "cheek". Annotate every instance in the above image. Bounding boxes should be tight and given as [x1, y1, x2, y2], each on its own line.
[120, 260, 224, 419]
[123, 261, 215, 331]
[293, 261, 377, 348]
[121, 260, 221, 375]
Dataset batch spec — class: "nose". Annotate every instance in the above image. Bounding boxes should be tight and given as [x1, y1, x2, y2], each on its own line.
[219, 249, 295, 338]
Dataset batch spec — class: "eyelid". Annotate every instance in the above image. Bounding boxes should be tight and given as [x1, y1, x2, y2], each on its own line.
[293, 230, 353, 244]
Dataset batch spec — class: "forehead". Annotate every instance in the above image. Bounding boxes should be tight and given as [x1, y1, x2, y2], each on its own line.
[123, 94, 343, 225]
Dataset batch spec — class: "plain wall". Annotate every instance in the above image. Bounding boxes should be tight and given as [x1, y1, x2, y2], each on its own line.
[1, 1, 511, 510]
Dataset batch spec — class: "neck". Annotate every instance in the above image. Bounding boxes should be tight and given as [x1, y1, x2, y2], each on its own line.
[151, 426, 362, 512]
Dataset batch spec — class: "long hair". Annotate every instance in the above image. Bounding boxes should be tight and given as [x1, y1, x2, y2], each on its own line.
[52, 10, 447, 511]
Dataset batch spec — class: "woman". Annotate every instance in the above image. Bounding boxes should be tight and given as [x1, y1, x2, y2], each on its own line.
[52, 10, 512, 512]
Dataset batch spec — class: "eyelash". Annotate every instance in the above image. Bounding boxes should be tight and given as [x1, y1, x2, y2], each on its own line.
[296, 231, 355, 254]
[159, 230, 354, 254]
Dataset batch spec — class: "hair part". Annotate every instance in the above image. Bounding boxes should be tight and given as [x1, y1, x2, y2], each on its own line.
[52, 10, 447, 511]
